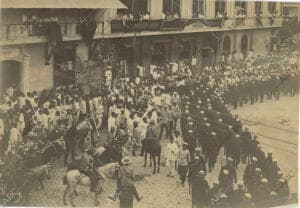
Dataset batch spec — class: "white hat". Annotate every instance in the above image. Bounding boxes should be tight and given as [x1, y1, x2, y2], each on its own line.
[252, 157, 258, 161]
[218, 119, 223, 122]
[205, 123, 210, 126]
[200, 111, 204, 114]
[255, 168, 261, 172]
[188, 130, 193, 133]
[235, 134, 240, 138]
[204, 117, 208, 121]
[261, 178, 268, 183]
[199, 171, 205, 176]
[270, 191, 277, 196]
[121, 157, 131, 165]
[238, 181, 244, 186]
[279, 178, 285, 183]
[223, 169, 229, 175]
[211, 132, 216, 136]
[244, 193, 252, 199]
[228, 125, 232, 129]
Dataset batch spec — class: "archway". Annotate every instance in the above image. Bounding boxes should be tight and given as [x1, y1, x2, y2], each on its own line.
[241, 35, 248, 58]
[0, 60, 21, 94]
[223, 36, 231, 61]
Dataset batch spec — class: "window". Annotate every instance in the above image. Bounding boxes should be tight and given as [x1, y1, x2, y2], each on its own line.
[163, 0, 181, 17]
[119, 0, 148, 14]
[215, 0, 226, 17]
[192, 0, 205, 18]
[255, 1, 263, 15]
[235, 0, 247, 15]
[268, 1, 276, 15]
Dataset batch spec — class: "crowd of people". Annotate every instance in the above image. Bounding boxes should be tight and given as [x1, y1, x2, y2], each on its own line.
[0, 45, 298, 207]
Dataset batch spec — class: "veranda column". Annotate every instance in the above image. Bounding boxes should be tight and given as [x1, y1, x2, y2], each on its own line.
[226, 0, 235, 17]
[262, 1, 270, 17]
[205, 0, 215, 18]
[247, 1, 255, 17]
[22, 54, 30, 93]
[149, 0, 163, 19]
[181, 0, 193, 19]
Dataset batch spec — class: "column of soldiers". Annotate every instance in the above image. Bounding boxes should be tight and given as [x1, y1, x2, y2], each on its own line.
[180, 77, 290, 208]
[224, 62, 299, 109]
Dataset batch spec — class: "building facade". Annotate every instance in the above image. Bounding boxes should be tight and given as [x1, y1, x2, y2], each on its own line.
[0, 0, 284, 93]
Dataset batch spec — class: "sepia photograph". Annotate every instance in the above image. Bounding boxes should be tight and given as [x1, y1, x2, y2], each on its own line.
[0, 0, 299, 207]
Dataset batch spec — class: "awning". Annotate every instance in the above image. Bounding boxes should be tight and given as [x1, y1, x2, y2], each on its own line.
[1, 0, 127, 9]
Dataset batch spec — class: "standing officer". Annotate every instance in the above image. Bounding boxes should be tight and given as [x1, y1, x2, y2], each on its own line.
[191, 171, 209, 208]
[117, 158, 143, 208]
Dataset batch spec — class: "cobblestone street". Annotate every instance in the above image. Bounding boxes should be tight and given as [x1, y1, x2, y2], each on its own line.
[26, 96, 298, 207]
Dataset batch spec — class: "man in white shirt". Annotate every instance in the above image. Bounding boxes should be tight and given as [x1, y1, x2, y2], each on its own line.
[108, 112, 118, 132]
[0, 116, 4, 142]
[165, 136, 179, 177]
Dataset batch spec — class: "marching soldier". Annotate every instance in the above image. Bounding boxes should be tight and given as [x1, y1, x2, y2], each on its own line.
[191, 171, 209, 208]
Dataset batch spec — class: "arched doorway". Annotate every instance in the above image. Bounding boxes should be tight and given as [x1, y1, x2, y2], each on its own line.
[223, 36, 231, 61]
[0, 60, 21, 94]
[201, 47, 214, 67]
[241, 35, 248, 58]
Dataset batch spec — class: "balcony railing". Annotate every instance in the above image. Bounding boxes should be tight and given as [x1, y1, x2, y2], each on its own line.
[110, 19, 190, 33]
[0, 22, 104, 41]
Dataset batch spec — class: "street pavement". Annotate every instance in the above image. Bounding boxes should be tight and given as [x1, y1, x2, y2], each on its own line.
[26, 95, 298, 207]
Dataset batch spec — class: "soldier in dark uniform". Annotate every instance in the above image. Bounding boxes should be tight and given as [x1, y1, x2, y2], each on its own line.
[220, 157, 237, 184]
[232, 114, 242, 133]
[207, 132, 218, 172]
[253, 178, 271, 208]
[230, 134, 242, 168]
[64, 110, 76, 165]
[240, 128, 252, 164]
[191, 171, 209, 208]
[243, 157, 258, 192]
[188, 155, 206, 185]
[117, 158, 142, 208]
[275, 178, 290, 206]
[218, 169, 234, 198]
[242, 193, 255, 208]
[231, 182, 245, 208]
[255, 146, 266, 168]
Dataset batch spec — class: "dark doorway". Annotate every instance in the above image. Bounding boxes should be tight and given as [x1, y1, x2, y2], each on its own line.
[119, 45, 135, 79]
[241, 35, 248, 58]
[202, 48, 214, 67]
[179, 41, 191, 60]
[53, 45, 76, 87]
[0, 60, 21, 94]
[152, 43, 166, 66]
[223, 36, 231, 61]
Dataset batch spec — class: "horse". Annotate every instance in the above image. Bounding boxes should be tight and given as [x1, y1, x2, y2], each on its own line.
[141, 139, 161, 174]
[63, 162, 118, 206]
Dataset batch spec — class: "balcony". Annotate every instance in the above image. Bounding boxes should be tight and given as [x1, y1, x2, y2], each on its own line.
[0, 22, 104, 44]
[222, 16, 283, 29]
[110, 18, 190, 33]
